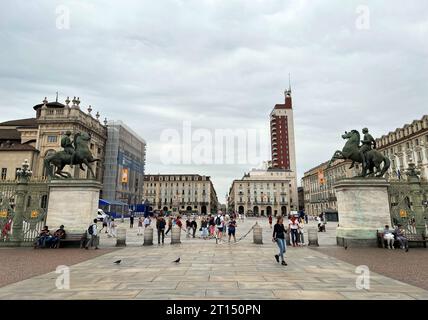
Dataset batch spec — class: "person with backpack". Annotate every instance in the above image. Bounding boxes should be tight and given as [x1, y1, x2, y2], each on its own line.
[156, 215, 166, 244]
[215, 211, 224, 243]
[85, 219, 99, 250]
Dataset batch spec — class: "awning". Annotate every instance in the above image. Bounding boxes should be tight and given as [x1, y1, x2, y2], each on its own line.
[323, 208, 338, 214]
[99, 199, 129, 206]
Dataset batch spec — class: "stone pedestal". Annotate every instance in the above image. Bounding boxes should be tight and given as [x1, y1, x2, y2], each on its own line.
[143, 226, 153, 246]
[253, 223, 263, 244]
[116, 228, 126, 247]
[335, 178, 391, 247]
[307, 228, 319, 247]
[171, 226, 181, 244]
[46, 179, 102, 233]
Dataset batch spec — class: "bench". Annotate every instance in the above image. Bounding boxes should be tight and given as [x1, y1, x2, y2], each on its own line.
[57, 233, 88, 248]
[405, 232, 428, 248]
[33, 232, 87, 249]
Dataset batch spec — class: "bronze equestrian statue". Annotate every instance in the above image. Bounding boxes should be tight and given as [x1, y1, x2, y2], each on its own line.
[328, 129, 390, 177]
[44, 132, 100, 178]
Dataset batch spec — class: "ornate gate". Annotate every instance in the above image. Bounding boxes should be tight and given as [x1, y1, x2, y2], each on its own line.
[0, 161, 48, 246]
[388, 168, 428, 235]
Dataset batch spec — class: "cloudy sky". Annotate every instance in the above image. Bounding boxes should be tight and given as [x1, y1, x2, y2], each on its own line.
[1, 0, 427, 201]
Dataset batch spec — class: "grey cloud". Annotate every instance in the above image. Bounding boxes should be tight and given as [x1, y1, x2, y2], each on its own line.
[0, 0, 427, 199]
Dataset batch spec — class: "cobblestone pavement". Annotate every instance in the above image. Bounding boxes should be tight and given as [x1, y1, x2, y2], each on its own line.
[0, 218, 426, 300]
[310, 247, 428, 290]
[0, 248, 116, 288]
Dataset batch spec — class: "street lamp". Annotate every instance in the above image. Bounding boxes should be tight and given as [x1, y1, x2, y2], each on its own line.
[16, 159, 33, 183]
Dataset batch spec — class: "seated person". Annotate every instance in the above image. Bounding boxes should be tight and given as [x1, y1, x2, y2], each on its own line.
[50, 225, 67, 248]
[383, 225, 395, 249]
[37, 226, 51, 248]
[394, 224, 409, 252]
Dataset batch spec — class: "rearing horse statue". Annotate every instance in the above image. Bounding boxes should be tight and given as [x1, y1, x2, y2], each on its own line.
[44, 132, 101, 178]
[328, 130, 390, 177]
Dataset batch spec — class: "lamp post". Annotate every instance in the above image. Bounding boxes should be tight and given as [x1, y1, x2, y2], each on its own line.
[13, 160, 33, 244]
[405, 161, 425, 234]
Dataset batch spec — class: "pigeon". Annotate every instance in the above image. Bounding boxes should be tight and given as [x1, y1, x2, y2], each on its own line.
[114, 260, 122, 265]
[173, 257, 180, 263]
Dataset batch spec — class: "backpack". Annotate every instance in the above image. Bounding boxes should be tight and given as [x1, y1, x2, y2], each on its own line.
[88, 224, 94, 235]
[159, 219, 166, 229]
[215, 216, 221, 226]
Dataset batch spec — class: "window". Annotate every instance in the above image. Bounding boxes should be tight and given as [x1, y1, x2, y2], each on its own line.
[15, 168, 20, 180]
[1, 168, 7, 180]
[47, 135, 57, 143]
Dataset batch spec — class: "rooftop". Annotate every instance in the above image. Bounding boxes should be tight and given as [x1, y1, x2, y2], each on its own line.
[0, 118, 37, 127]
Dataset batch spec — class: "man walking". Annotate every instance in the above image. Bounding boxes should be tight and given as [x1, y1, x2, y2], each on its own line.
[129, 210, 135, 229]
[85, 219, 99, 250]
[190, 217, 198, 238]
[156, 215, 166, 244]
[215, 211, 224, 243]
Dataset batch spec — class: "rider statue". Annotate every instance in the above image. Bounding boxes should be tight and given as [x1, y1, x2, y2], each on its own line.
[61, 131, 75, 168]
[359, 128, 376, 172]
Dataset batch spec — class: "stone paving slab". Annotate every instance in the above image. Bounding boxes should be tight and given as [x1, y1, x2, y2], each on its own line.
[273, 290, 346, 300]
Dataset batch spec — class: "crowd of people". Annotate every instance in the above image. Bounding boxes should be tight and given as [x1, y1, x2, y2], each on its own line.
[151, 210, 239, 244]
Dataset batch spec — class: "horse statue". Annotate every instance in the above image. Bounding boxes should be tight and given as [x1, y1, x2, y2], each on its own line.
[328, 130, 390, 177]
[44, 132, 100, 178]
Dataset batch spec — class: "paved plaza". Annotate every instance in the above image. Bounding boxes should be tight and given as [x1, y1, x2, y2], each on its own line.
[0, 218, 427, 300]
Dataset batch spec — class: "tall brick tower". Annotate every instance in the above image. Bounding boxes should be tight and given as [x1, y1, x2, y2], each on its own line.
[270, 88, 296, 171]
[269, 86, 298, 210]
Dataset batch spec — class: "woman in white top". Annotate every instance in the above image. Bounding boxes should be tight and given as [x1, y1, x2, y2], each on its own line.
[288, 216, 299, 247]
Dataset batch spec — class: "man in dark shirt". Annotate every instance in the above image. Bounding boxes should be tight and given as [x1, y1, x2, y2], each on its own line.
[37, 226, 51, 248]
[51, 225, 66, 248]
[190, 218, 198, 238]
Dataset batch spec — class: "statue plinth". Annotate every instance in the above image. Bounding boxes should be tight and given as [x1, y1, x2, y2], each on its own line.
[334, 178, 391, 247]
[46, 179, 102, 233]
